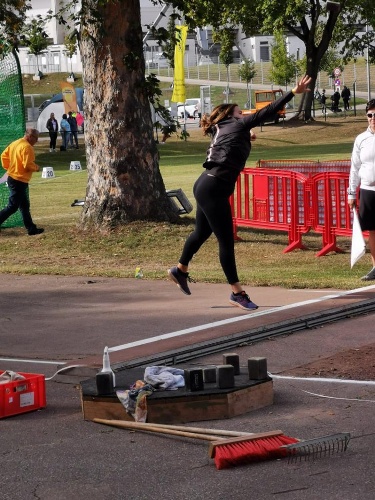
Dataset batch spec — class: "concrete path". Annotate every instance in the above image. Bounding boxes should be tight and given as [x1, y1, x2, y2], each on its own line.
[1, 275, 375, 499]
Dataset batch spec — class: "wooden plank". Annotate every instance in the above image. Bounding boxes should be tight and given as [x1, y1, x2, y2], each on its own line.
[227, 381, 273, 418]
[81, 379, 274, 424]
[81, 398, 130, 422]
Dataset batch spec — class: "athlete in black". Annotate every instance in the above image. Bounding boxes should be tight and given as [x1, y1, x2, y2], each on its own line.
[168, 75, 312, 310]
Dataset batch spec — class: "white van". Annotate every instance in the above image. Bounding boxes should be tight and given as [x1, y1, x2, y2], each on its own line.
[145, 53, 169, 68]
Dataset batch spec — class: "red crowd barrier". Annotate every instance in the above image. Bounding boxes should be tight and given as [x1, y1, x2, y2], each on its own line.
[257, 159, 351, 173]
[231, 168, 310, 253]
[231, 161, 362, 256]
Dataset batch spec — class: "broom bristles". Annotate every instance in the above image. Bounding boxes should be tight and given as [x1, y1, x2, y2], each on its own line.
[213, 434, 299, 470]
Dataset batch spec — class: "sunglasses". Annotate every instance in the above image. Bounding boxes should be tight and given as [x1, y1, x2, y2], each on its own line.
[367, 113, 375, 118]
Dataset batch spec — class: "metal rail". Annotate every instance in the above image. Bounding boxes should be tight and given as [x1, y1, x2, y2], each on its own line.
[113, 297, 375, 371]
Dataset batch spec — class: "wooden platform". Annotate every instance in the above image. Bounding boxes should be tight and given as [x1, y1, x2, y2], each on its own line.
[80, 366, 273, 424]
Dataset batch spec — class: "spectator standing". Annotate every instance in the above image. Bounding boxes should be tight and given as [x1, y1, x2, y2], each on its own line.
[46, 112, 58, 152]
[67, 111, 79, 149]
[0, 129, 44, 235]
[348, 99, 375, 280]
[331, 90, 340, 112]
[321, 89, 327, 114]
[76, 112, 84, 133]
[60, 114, 71, 151]
[341, 86, 351, 111]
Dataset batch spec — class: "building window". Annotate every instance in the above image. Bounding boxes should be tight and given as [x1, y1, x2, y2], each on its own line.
[259, 42, 270, 62]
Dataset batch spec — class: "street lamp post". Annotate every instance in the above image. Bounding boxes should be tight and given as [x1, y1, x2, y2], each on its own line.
[366, 24, 371, 101]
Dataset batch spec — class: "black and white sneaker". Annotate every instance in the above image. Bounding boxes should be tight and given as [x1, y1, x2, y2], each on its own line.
[361, 267, 375, 281]
[168, 266, 193, 295]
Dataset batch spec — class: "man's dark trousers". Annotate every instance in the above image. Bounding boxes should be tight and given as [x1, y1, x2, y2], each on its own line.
[0, 176, 36, 232]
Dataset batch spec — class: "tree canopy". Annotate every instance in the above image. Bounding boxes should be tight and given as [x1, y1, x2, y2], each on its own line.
[21, 15, 49, 75]
[0, 0, 31, 51]
[168, 0, 375, 119]
[270, 31, 297, 89]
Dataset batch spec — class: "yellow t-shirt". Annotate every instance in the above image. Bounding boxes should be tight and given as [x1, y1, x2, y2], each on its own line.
[1, 138, 39, 183]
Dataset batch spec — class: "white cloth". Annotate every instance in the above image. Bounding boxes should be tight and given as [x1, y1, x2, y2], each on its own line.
[144, 366, 185, 390]
[348, 127, 375, 198]
[0, 370, 26, 384]
[351, 210, 366, 268]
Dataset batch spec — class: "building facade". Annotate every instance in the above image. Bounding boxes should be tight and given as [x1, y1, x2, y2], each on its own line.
[19, 0, 326, 74]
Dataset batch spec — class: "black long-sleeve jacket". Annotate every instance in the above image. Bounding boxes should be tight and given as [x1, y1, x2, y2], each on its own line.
[203, 90, 295, 184]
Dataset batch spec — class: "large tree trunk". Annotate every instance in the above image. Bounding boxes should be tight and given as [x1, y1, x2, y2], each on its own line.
[79, 0, 179, 228]
[297, 55, 319, 121]
[289, 8, 341, 121]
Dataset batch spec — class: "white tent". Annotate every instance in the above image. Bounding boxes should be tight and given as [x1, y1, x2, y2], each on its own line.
[36, 102, 66, 133]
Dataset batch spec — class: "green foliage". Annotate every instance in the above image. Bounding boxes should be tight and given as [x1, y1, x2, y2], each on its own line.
[319, 48, 344, 75]
[144, 73, 186, 141]
[21, 15, 49, 56]
[213, 27, 235, 67]
[168, 0, 375, 118]
[238, 58, 256, 108]
[0, 38, 12, 58]
[270, 31, 297, 87]
[213, 27, 235, 102]
[0, 0, 31, 48]
[159, 13, 178, 69]
[238, 58, 256, 83]
[20, 15, 49, 74]
[64, 33, 77, 58]
[63, 32, 77, 76]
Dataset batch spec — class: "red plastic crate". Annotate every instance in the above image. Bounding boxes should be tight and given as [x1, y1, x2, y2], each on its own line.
[0, 371, 46, 418]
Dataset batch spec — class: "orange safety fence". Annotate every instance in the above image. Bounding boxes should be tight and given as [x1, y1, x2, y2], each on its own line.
[231, 164, 364, 257]
[231, 168, 311, 253]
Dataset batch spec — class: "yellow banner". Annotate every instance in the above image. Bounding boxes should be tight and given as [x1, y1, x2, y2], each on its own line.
[171, 25, 188, 103]
[60, 81, 78, 114]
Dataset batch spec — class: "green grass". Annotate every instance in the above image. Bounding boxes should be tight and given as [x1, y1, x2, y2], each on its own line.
[1, 89, 371, 289]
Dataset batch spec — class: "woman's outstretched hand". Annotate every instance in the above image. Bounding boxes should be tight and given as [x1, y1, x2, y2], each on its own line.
[292, 75, 312, 94]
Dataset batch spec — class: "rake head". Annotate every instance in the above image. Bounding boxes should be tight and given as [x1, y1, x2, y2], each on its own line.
[281, 432, 351, 463]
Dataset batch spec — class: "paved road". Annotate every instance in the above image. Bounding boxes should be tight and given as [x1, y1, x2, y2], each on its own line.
[1, 275, 375, 499]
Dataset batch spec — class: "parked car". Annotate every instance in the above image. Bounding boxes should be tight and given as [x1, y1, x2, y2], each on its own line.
[169, 98, 200, 119]
[145, 54, 169, 68]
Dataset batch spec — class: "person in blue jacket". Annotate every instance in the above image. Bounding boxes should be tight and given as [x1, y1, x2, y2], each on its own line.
[60, 114, 71, 151]
[168, 75, 312, 311]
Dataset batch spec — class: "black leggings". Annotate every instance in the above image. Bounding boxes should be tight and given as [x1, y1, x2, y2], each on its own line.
[179, 171, 239, 284]
[49, 131, 58, 149]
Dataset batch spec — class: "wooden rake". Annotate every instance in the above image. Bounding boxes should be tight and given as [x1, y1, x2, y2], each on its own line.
[93, 419, 349, 469]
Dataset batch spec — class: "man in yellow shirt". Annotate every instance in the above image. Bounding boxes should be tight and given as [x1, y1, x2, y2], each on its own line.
[0, 128, 44, 235]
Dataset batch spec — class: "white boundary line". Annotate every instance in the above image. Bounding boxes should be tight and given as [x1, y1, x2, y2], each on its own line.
[2, 285, 374, 366]
[0, 358, 65, 365]
[108, 285, 375, 353]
